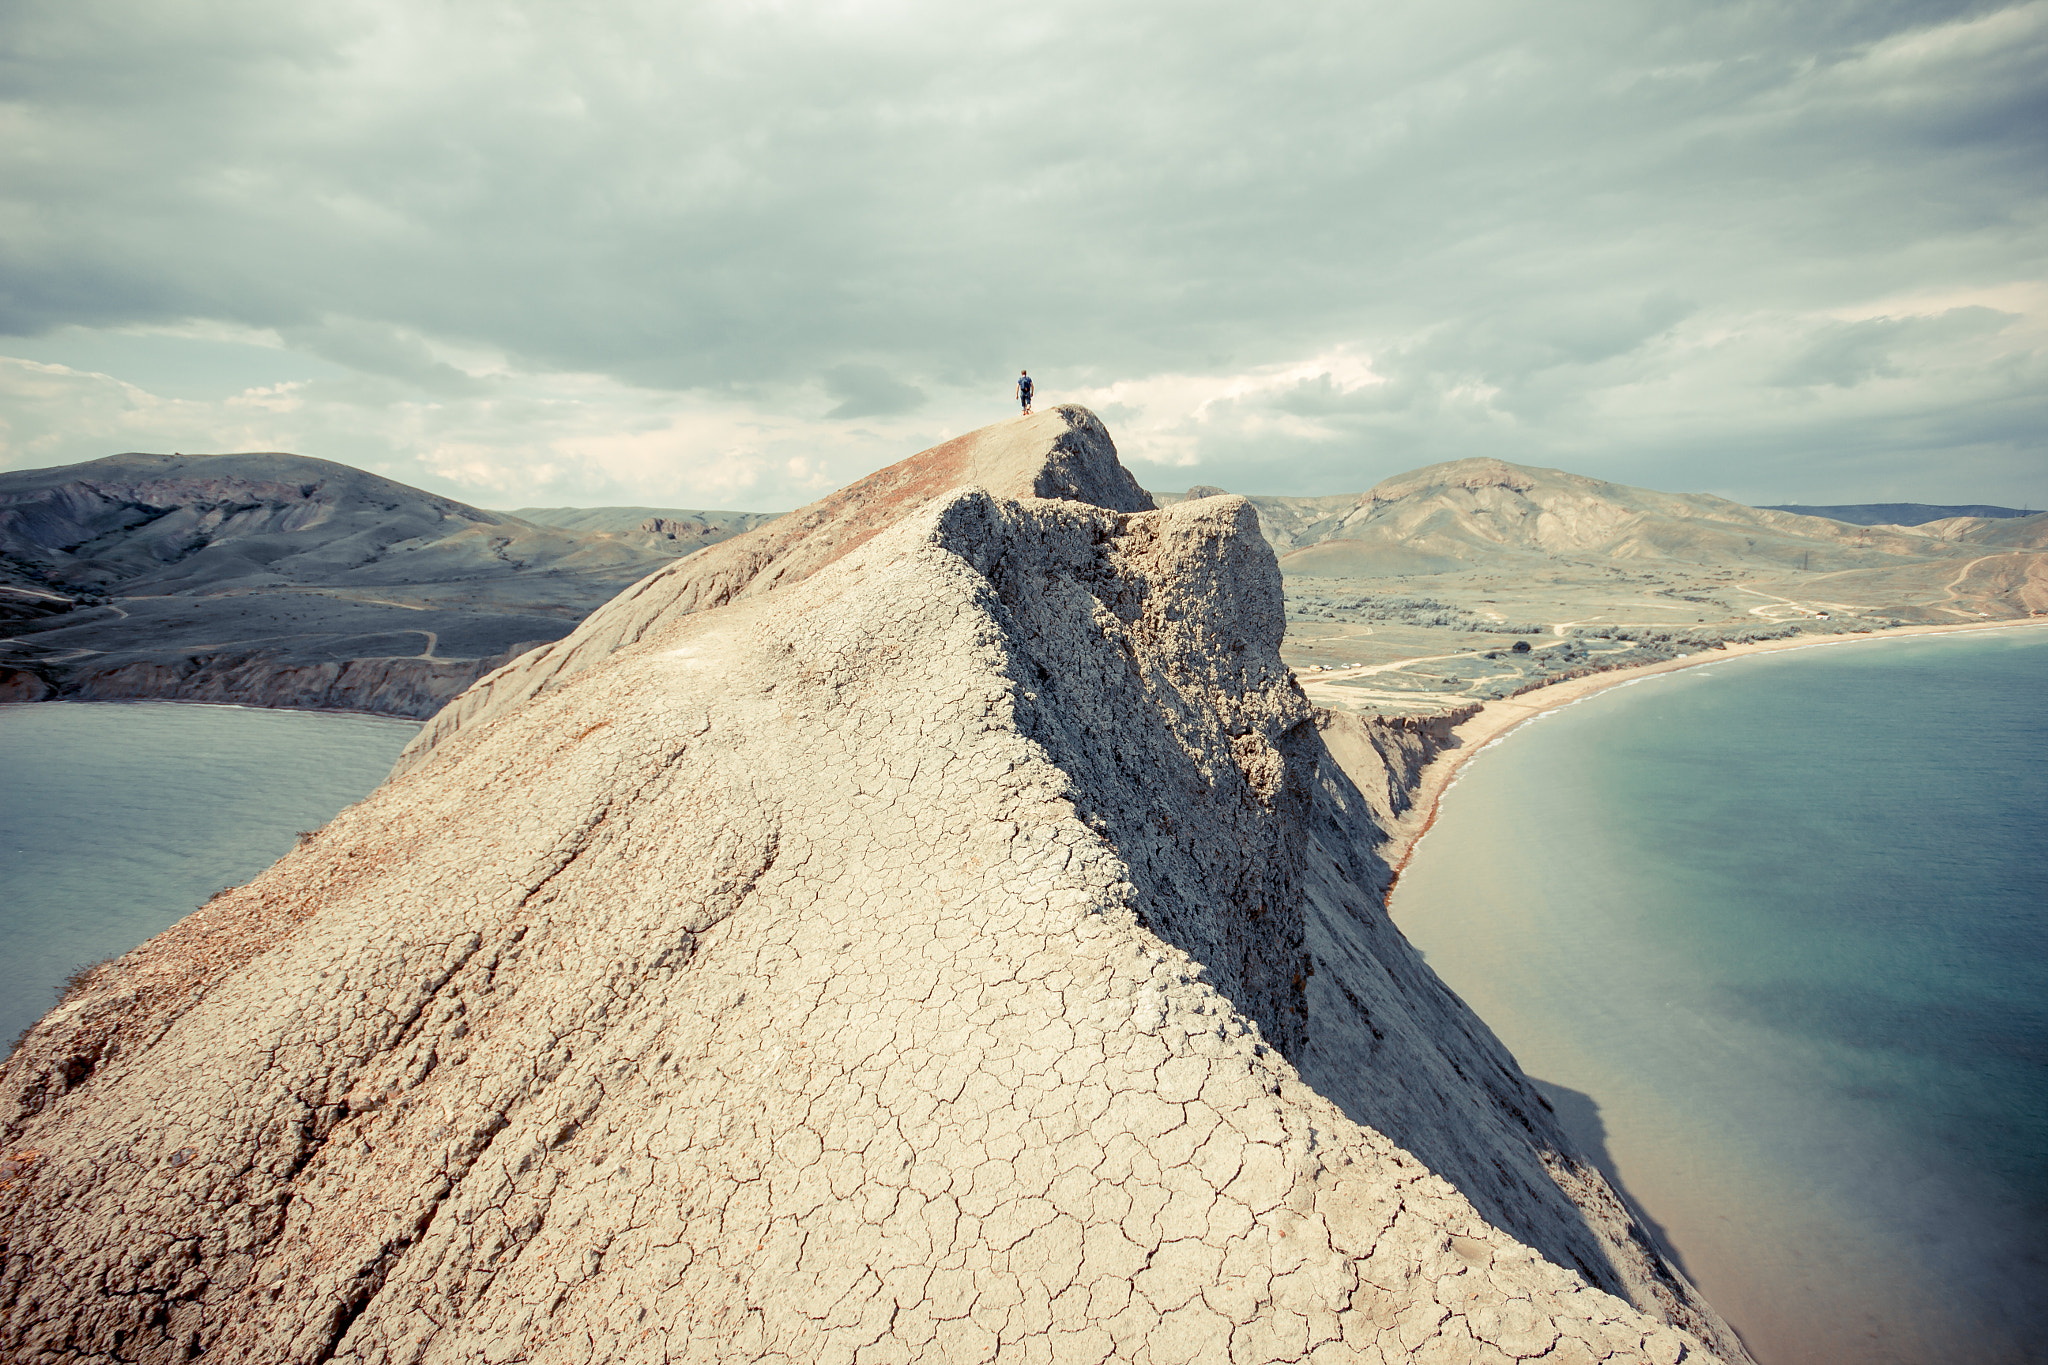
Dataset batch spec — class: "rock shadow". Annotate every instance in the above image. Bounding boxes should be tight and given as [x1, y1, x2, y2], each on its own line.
[1528, 1076, 1698, 1285]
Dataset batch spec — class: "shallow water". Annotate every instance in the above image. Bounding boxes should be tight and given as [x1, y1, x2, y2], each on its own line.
[0, 701, 418, 1050]
[1393, 627, 2048, 1365]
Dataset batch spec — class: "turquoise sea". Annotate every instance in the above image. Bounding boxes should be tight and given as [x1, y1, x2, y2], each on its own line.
[1394, 627, 2048, 1365]
[0, 702, 418, 1050]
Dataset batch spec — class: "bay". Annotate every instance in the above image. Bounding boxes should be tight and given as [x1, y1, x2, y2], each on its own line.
[0, 701, 418, 1051]
[1392, 627, 2048, 1365]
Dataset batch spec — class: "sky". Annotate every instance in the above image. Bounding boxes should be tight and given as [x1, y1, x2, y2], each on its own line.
[2, 0, 2044, 513]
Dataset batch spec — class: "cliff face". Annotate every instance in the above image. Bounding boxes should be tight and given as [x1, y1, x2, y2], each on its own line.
[1314, 707, 1480, 833]
[0, 413, 1743, 1364]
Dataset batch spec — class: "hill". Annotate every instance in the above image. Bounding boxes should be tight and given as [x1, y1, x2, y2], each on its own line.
[1244, 459, 1939, 577]
[1952, 511, 2048, 549]
[1171, 461, 2038, 580]
[0, 453, 722, 713]
[0, 409, 1744, 1364]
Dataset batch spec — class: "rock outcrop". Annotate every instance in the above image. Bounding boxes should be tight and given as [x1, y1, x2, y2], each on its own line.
[0, 411, 1747, 1364]
[394, 405, 1153, 774]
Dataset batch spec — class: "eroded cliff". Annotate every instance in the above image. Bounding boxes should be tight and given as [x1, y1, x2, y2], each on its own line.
[0, 413, 1745, 1364]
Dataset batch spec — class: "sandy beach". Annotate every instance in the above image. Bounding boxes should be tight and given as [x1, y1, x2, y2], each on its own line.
[1375, 615, 2048, 884]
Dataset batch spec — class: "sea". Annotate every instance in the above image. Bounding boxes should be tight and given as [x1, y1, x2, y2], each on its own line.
[1, 637, 2042, 1364]
[0, 701, 419, 1050]
[1392, 626, 2048, 1365]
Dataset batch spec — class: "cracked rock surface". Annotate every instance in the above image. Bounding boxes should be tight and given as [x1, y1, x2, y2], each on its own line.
[393, 405, 1153, 777]
[0, 412, 1747, 1363]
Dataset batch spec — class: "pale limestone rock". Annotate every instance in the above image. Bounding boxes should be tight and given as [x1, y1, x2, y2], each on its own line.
[394, 404, 1151, 775]
[0, 411, 1748, 1363]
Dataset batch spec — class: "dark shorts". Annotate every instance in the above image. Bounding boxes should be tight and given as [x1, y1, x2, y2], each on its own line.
[1019, 392, 1033, 408]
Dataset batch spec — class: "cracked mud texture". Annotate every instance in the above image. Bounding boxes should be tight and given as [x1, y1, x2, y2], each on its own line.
[0, 411, 1748, 1363]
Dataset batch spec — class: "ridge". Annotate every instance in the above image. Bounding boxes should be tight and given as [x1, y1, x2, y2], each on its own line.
[0, 413, 1746, 1363]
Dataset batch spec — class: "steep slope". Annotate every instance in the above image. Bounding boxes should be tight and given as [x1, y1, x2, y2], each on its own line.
[0, 453, 702, 715]
[396, 405, 1154, 773]
[0, 415, 1745, 1364]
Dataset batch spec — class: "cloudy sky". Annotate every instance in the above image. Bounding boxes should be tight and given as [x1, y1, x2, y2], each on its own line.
[3, 0, 2043, 513]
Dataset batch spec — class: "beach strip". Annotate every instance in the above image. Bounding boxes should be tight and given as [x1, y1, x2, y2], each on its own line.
[1377, 616, 2048, 885]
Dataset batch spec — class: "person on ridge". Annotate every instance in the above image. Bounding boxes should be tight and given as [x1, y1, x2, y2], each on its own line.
[1016, 370, 1034, 415]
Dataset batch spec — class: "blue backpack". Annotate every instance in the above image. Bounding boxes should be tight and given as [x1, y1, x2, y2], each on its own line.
[1020, 375, 1034, 399]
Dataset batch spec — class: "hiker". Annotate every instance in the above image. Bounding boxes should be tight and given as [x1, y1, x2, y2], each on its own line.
[1016, 370, 1034, 414]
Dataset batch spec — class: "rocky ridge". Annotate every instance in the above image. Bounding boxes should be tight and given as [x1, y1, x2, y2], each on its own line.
[0, 411, 1746, 1363]
[395, 406, 1155, 774]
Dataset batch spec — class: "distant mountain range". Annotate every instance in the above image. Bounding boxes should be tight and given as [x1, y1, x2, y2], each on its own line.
[1757, 502, 2036, 526]
[504, 505, 778, 542]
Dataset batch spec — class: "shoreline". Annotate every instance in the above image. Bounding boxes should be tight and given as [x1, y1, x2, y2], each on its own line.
[1378, 616, 2048, 888]
[0, 652, 495, 722]
[1374, 615, 2048, 1365]
[0, 695, 423, 723]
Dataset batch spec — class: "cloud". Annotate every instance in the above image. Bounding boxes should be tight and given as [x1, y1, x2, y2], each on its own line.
[822, 363, 926, 420]
[1771, 306, 2018, 388]
[277, 318, 491, 395]
[1, 0, 2043, 508]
